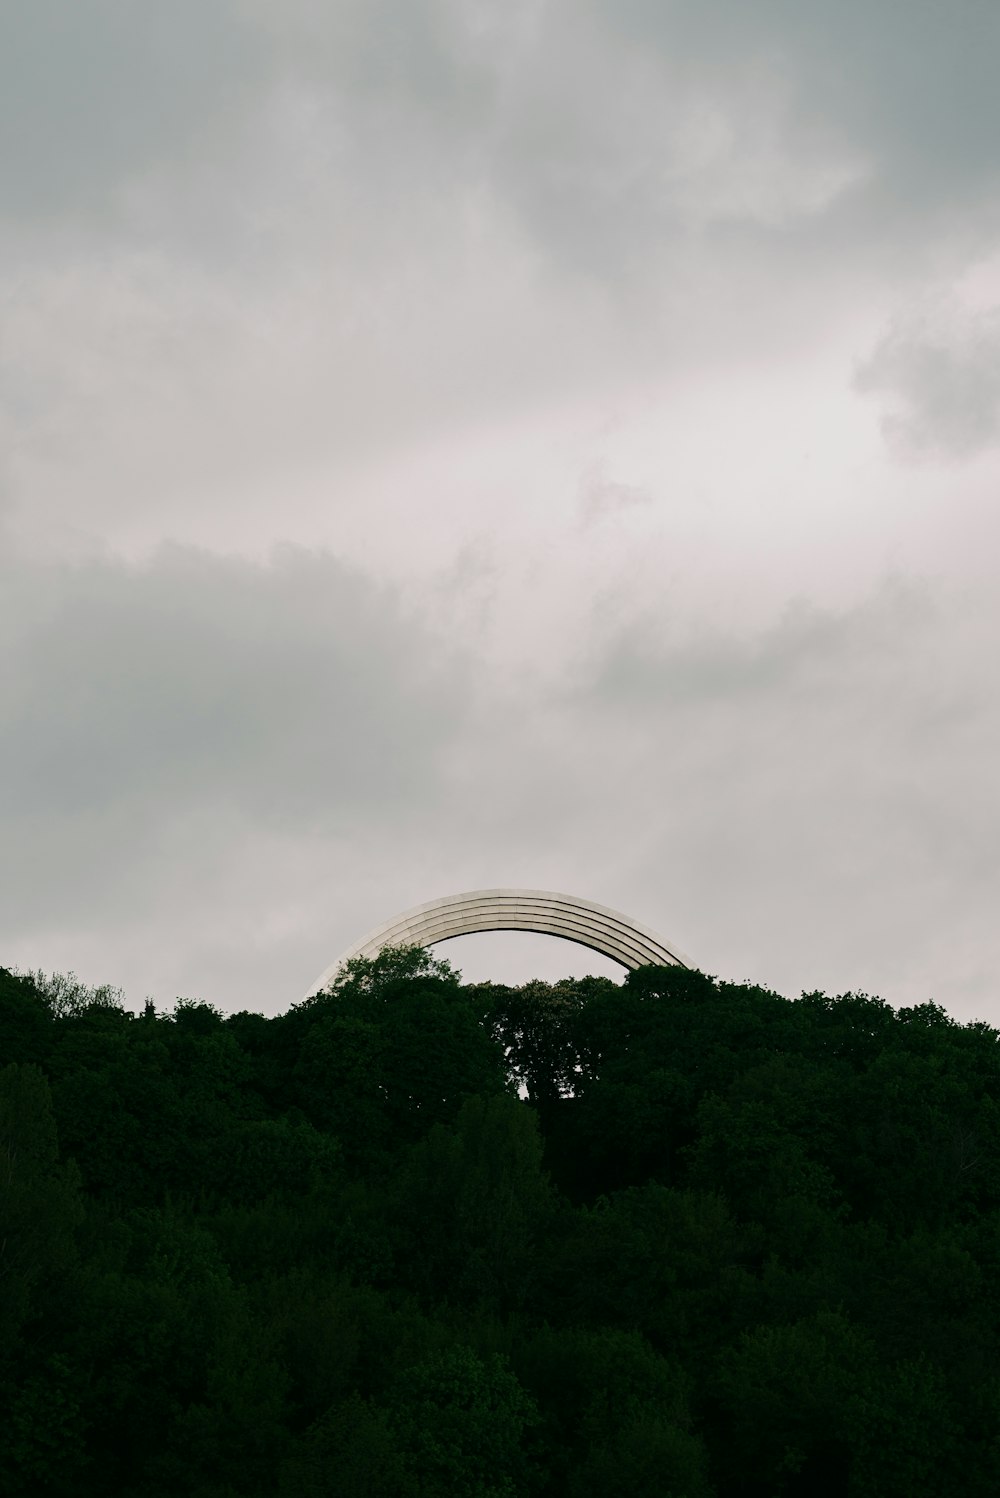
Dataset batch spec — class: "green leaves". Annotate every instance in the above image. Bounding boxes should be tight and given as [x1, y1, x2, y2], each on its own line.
[390, 1346, 538, 1498]
[712, 1315, 967, 1498]
[517, 1326, 710, 1498]
[3, 950, 1000, 1494]
[0, 968, 52, 1067]
[291, 946, 508, 1166]
[0, 1063, 83, 1355]
[281, 1348, 538, 1498]
[392, 1094, 554, 1311]
[3, 1353, 90, 1498]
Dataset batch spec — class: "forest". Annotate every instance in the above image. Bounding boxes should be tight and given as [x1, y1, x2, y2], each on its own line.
[2, 946, 999, 1497]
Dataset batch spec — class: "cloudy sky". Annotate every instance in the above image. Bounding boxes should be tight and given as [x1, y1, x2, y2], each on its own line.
[3, 0, 999, 1019]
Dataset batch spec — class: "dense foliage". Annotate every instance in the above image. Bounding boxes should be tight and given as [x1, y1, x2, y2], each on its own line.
[2, 949, 999, 1496]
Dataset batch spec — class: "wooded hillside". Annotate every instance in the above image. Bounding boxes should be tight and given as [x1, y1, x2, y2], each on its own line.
[2, 949, 998, 1496]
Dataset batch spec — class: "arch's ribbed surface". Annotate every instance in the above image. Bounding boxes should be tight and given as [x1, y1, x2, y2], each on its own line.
[304, 888, 689, 998]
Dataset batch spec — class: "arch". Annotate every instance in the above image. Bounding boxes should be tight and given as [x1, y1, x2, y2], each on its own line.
[304, 888, 690, 998]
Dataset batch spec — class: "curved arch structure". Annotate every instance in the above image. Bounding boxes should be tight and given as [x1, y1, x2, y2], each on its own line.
[304, 888, 689, 998]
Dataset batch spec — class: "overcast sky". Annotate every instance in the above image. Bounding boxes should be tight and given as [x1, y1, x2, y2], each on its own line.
[3, 0, 999, 1018]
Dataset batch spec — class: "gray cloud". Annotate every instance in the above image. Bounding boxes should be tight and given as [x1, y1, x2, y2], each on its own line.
[578, 462, 652, 526]
[2, 548, 997, 1022]
[522, 580, 994, 1006]
[3, 2, 999, 1027]
[8, 2, 999, 272]
[0, 545, 466, 929]
[0, 1, 266, 221]
[4, 0, 1000, 522]
[856, 303, 1000, 460]
[362, 575, 1000, 1021]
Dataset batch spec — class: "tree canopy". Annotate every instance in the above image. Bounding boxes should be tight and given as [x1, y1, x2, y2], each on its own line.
[1, 952, 998, 1495]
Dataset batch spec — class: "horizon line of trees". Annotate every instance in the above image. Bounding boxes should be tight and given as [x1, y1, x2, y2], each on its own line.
[2, 946, 999, 1496]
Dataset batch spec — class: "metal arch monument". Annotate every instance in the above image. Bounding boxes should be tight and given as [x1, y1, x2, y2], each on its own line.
[304, 887, 690, 998]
